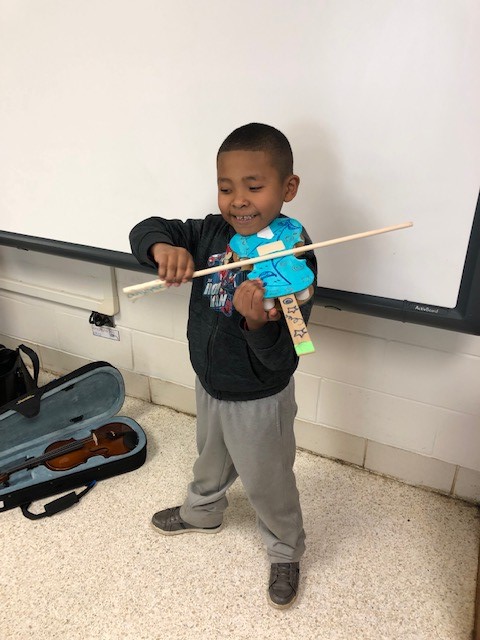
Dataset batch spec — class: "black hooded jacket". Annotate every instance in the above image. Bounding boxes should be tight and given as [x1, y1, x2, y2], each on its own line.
[129, 214, 317, 401]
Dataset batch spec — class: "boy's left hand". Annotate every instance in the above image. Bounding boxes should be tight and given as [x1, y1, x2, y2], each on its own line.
[233, 279, 280, 331]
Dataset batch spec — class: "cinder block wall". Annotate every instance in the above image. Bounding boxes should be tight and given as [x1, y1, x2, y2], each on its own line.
[1, 257, 479, 504]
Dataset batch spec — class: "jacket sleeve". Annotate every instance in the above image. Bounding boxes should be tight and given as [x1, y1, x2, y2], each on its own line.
[129, 216, 205, 270]
[240, 229, 317, 372]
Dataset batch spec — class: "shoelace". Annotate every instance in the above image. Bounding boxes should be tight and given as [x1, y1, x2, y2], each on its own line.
[273, 563, 296, 584]
[277, 563, 294, 571]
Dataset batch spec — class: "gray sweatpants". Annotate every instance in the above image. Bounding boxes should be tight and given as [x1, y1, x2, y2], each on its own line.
[179, 377, 306, 563]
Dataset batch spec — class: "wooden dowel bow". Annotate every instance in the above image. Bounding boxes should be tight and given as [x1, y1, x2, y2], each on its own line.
[123, 221, 413, 300]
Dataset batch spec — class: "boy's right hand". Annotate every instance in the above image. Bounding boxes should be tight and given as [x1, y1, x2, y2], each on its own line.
[150, 243, 195, 287]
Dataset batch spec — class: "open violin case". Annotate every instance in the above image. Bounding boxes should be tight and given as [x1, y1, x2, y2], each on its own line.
[0, 361, 147, 519]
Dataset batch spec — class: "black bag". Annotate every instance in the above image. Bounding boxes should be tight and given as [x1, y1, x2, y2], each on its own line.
[0, 361, 147, 519]
[0, 344, 39, 407]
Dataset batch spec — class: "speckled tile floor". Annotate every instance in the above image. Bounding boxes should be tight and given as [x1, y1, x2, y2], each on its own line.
[1, 394, 479, 640]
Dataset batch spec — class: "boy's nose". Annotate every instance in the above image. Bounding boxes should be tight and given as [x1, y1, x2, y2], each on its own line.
[232, 193, 249, 208]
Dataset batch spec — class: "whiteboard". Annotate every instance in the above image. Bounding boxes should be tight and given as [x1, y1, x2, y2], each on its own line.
[1, 0, 479, 309]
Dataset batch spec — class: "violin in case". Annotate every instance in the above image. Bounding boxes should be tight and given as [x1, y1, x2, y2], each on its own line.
[0, 361, 147, 519]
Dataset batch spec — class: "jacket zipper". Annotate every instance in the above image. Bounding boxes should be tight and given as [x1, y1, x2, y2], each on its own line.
[205, 313, 219, 391]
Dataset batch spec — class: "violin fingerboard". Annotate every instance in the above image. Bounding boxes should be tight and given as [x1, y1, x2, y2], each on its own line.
[278, 294, 315, 356]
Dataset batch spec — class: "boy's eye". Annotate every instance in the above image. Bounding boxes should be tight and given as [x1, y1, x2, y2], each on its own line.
[219, 188, 231, 194]
[249, 186, 262, 191]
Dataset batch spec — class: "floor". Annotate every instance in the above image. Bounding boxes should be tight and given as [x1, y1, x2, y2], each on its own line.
[1, 393, 479, 640]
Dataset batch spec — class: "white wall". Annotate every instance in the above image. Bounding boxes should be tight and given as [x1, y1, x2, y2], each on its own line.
[2, 0, 480, 308]
[1, 252, 479, 504]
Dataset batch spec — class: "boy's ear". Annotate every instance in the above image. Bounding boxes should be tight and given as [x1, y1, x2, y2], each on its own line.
[283, 174, 300, 202]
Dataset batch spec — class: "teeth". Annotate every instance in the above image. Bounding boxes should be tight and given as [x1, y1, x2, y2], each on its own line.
[235, 215, 255, 221]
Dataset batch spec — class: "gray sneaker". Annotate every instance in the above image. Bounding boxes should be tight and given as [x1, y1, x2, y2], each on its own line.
[268, 562, 300, 609]
[151, 506, 223, 536]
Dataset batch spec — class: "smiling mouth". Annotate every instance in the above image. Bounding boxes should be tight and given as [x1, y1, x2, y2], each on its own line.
[232, 213, 258, 222]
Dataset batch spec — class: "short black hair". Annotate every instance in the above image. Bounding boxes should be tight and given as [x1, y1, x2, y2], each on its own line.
[217, 123, 294, 180]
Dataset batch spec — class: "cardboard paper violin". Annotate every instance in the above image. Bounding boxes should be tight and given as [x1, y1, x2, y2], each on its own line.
[123, 221, 413, 355]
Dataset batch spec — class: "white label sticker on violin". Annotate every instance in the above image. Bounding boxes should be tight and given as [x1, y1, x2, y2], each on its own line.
[257, 240, 286, 256]
[92, 326, 120, 341]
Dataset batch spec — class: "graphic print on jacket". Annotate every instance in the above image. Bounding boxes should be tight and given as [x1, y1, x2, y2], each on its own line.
[202, 246, 245, 316]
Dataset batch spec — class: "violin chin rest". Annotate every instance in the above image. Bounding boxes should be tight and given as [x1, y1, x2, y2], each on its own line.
[123, 431, 139, 451]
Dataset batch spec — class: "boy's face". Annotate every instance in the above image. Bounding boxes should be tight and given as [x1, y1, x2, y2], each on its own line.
[217, 150, 299, 236]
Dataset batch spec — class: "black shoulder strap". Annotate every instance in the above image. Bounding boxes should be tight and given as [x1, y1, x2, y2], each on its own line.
[20, 481, 97, 520]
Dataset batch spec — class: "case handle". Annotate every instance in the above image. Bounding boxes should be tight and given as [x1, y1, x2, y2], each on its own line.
[17, 344, 40, 392]
[20, 481, 97, 520]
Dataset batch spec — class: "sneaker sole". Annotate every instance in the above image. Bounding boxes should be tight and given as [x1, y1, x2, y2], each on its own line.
[150, 521, 224, 536]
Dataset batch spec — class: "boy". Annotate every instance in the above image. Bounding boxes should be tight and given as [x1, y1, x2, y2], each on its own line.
[130, 123, 317, 609]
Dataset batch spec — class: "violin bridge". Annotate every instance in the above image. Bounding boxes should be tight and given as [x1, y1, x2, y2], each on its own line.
[278, 294, 315, 356]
